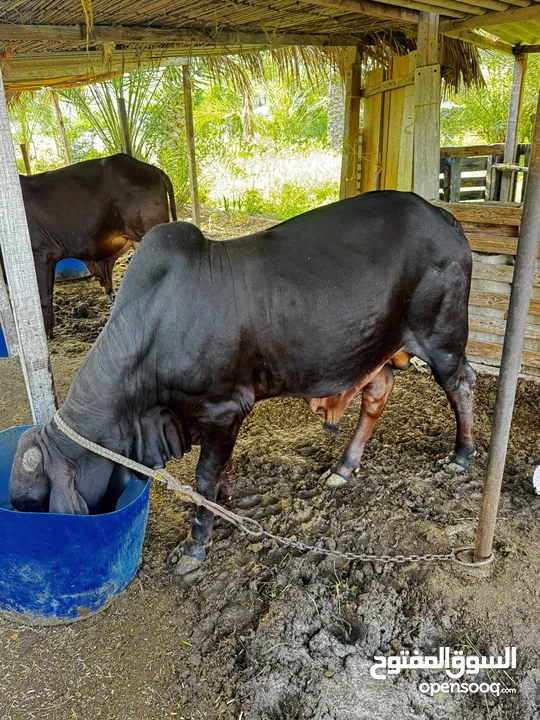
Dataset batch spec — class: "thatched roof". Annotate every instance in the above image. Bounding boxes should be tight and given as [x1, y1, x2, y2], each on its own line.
[0, 0, 517, 94]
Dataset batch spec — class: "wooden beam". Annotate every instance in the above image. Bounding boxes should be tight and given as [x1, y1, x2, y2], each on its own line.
[500, 54, 527, 202]
[116, 96, 133, 157]
[182, 65, 201, 228]
[515, 45, 540, 54]
[296, 0, 420, 23]
[51, 90, 72, 165]
[0, 23, 360, 47]
[340, 47, 362, 200]
[413, 13, 441, 201]
[360, 67, 385, 192]
[442, 28, 514, 54]
[440, 143, 505, 158]
[361, 72, 414, 98]
[0, 75, 56, 423]
[440, 3, 540, 32]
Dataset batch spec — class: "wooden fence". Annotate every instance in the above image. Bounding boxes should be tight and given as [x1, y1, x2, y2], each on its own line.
[434, 202, 540, 378]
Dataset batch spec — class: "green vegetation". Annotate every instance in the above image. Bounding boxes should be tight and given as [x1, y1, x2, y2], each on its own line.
[8, 50, 539, 220]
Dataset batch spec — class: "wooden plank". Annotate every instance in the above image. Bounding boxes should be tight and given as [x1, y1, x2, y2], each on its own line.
[500, 55, 527, 202]
[0, 276, 19, 358]
[382, 55, 410, 191]
[360, 68, 384, 193]
[361, 72, 414, 98]
[441, 28, 514, 54]
[117, 96, 133, 157]
[20, 143, 31, 175]
[467, 234, 519, 255]
[0, 23, 362, 47]
[296, 0, 420, 23]
[469, 289, 540, 316]
[467, 340, 540, 370]
[182, 65, 201, 228]
[433, 201, 522, 225]
[440, 143, 505, 158]
[471, 260, 540, 287]
[493, 163, 528, 173]
[397, 52, 416, 192]
[0, 71, 56, 423]
[469, 314, 540, 341]
[413, 64, 441, 200]
[417, 12, 440, 67]
[441, 3, 540, 32]
[517, 45, 540, 54]
[340, 47, 362, 200]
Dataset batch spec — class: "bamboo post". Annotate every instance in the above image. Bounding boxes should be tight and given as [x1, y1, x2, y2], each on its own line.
[117, 96, 133, 156]
[0, 74, 56, 423]
[182, 64, 201, 227]
[413, 12, 441, 201]
[51, 90, 72, 165]
[500, 55, 527, 203]
[20, 143, 31, 174]
[339, 46, 362, 200]
[474, 92, 540, 563]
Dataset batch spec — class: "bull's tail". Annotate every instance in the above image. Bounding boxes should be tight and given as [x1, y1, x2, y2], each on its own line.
[157, 168, 177, 221]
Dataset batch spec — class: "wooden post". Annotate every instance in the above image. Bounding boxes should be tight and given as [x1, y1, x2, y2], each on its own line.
[413, 12, 441, 201]
[474, 93, 540, 562]
[20, 143, 31, 175]
[51, 90, 72, 165]
[182, 64, 201, 227]
[117, 96, 133, 156]
[340, 46, 362, 200]
[0, 75, 56, 423]
[0, 276, 19, 358]
[500, 55, 527, 203]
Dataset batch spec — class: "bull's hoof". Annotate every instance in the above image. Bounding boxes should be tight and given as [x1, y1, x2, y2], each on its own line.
[323, 422, 340, 436]
[320, 468, 349, 487]
[106, 291, 116, 304]
[437, 453, 469, 472]
[168, 540, 206, 576]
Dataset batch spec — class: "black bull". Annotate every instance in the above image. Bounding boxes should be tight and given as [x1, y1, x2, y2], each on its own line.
[10, 191, 476, 575]
[0, 153, 176, 337]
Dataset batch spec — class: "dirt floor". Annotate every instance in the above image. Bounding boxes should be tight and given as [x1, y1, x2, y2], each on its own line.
[1, 206, 540, 720]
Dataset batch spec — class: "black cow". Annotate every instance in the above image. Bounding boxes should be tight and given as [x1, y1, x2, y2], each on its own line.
[1, 154, 176, 336]
[10, 191, 476, 575]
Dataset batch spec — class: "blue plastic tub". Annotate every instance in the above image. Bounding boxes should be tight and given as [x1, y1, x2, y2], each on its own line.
[0, 425, 150, 625]
[0, 325, 7, 358]
[55, 258, 89, 280]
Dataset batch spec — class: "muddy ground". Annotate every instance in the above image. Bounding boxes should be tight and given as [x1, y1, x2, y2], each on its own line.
[1, 206, 540, 720]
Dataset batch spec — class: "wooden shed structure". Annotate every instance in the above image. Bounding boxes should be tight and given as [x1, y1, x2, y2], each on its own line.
[1, 0, 540, 564]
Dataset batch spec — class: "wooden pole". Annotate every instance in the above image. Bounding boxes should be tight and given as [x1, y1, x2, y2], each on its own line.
[340, 47, 362, 200]
[0, 76, 56, 423]
[19, 143, 31, 174]
[500, 55, 527, 203]
[182, 64, 201, 227]
[0, 276, 19, 358]
[51, 89, 72, 165]
[117, 96, 133, 156]
[474, 93, 540, 562]
[413, 12, 441, 201]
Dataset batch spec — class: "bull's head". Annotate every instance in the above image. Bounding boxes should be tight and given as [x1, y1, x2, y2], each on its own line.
[9, 427, 90, 514]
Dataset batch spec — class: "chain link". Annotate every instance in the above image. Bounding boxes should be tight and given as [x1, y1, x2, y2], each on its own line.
[53, 411, 455, 566]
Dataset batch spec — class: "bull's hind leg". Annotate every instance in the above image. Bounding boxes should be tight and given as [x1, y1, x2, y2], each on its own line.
[168, 398, 252, 576]
[323, 365, 395, 487]
[430, 353, 476, 469]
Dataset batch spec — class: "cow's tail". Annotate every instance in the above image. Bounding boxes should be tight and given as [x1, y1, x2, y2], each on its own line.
[157, 168, 177, 221]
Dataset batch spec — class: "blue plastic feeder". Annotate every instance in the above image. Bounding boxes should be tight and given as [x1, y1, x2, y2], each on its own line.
[0, 325, 7, 358]
[0, 425, 150, 625]
[55, 258, 89, 280]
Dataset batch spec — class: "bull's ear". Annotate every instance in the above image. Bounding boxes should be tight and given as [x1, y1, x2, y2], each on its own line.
[42, 445, 90, 515]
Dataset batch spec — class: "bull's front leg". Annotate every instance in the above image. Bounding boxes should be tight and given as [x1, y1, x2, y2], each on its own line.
[322, 365, 395, 487]
[168, 400, 250, 576]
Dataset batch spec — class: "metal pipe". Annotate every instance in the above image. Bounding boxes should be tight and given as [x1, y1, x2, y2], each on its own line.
[474, 90, 540, 562]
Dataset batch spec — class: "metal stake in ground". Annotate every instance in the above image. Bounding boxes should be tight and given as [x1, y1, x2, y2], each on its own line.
[474, 90, 540, 563]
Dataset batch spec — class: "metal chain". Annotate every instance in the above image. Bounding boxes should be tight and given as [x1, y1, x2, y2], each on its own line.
[53, 411, 455, 565]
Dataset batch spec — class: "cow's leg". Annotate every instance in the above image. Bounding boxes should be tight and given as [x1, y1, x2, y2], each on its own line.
[430, 352, 476, 469]
[168, 401, 250, 575]
[35, 258, 56, 338]
[323, 365, 395, 487]
[216, 456, 233, 505]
